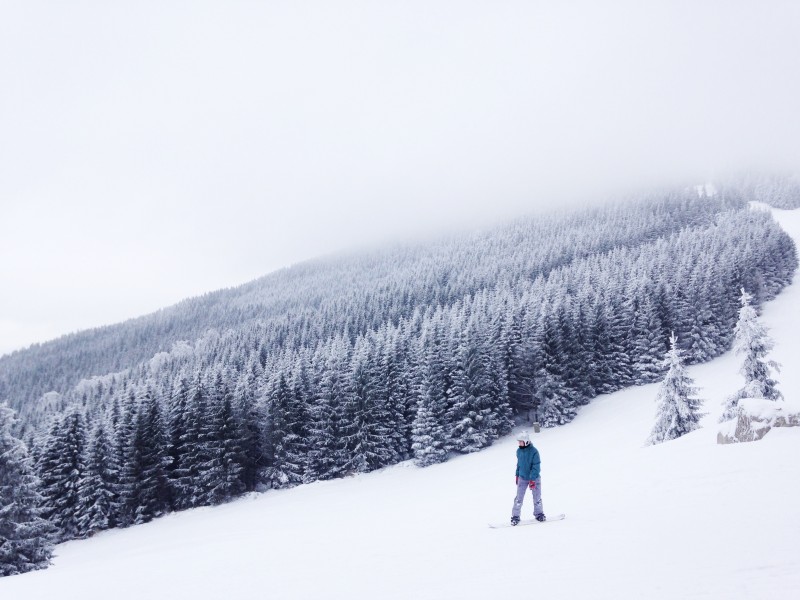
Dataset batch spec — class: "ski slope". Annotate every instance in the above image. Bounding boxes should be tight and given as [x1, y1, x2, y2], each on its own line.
[3, 208, 800, 600]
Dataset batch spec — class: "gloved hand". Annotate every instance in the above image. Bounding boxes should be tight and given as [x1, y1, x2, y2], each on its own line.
[529, 480, 536, 490]
[515, 476, 519, 485]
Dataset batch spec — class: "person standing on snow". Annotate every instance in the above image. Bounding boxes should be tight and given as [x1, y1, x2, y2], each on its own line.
[511, 431, 545, 526]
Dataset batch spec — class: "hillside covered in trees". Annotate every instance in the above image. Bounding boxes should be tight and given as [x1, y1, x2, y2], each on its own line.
[0, 177, 798, 549]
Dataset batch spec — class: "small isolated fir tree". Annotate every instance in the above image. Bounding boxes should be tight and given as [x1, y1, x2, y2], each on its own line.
[0, 404, 54, 577]
[646, 333, 705, 445]
[720, 289, 781, 422]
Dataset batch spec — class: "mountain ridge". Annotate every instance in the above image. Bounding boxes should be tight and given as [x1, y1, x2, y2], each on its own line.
[0, 185, 753, 411]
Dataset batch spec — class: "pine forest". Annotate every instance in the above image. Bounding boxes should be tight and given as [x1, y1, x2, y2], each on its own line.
[1, 177, 798, 550]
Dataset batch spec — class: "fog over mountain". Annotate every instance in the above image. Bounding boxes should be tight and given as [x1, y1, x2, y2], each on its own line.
[2, 1, 800, 355]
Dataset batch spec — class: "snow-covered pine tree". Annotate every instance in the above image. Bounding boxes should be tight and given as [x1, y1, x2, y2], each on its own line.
[497, 306, 530, 410]
[131, 388, 170, 523]
[0, 404, 54, 577]
[605, 292, 635, 390]
[188, 374, 228, 507]
[166, 374, 190, 508]
[631, 292, 668, 384]
[265, 371, 305, 488]
[169, 375, 205, 510]
[234, 358, 266, 491]
[202, 372, 246, 504]
[76, 419, 117, 535]
[587, 298, 615, 395]
[112, 389, 137, 526]
[335, 341, 368, 475]
[286, 357, 313, 478]
[444, 309, 496, 453]
[411, 394, 448, 467]
[532, 308, 578, 427]
[484, 305, 514, 439]
[377, 324, 414, 460]
[646, 333, 705, 445]
[683, 262, 720, 364]
[398, 328, 426, 460]
[501, 305, 534, 416]
[305, 338, 349, 480]
[411, 320, 449, 466]
[38, 408, 87, 541]
[443, 309, 477, 453]
[557, 296, 593, 405]
[720, 288, 782, 422]
[341, 334, 396, 473]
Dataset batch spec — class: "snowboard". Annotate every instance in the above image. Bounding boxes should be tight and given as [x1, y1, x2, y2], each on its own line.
[488, 513, 565, 529]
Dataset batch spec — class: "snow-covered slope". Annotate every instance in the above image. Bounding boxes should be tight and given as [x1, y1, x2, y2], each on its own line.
[3, 209, 800, 600]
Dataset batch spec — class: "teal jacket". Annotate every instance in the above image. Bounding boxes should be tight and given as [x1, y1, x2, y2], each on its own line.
[515, 444, 541, 481]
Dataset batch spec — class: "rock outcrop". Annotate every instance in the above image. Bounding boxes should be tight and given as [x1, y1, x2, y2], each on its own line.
[717, 398, 800, 444]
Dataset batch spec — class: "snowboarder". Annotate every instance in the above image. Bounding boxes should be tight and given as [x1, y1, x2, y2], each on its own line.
[511, 431, 545, 526]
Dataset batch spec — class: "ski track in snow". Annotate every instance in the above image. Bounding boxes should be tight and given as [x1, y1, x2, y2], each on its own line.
[2, 208, 800, 599]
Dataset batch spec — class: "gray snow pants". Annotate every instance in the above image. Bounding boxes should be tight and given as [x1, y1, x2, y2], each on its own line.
[512, 477, 543, 519]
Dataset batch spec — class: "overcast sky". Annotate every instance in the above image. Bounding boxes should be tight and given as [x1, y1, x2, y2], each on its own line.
[2, 0, 800, 356]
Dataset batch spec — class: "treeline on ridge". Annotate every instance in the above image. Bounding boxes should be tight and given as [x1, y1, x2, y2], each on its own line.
[20, 190, 798, 544]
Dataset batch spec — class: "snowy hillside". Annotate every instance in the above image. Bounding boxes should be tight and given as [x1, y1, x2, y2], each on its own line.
[2, 207, 799, 599]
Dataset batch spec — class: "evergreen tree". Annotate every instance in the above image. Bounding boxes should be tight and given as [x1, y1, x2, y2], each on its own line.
[235, 359, 265, 492]
[646, 333, 705, 445]
[77, 420, 117, 535]
[203, 373, 246, 504]
[379, 325, 415, 459]
[605, 293, 635, 390]
[484, 308, 514, 438]
[587, 299, 615, 395]
[411, 321, 449, 466]
[411, 321, 450, 467]
[443, 312, 473, 452]
[166, 374, 190, 508]
[532, 310, 578, 427]
[286, 360, 313, 479]
[558, 296, 594, 404]
[265, 371, 306, 488]
[306, 339, 348, 480]
[174, 374, 215, 508]
[38, 408, 87, 541]
[112, 390, 137, 526]
[720, 289, 782, 421]
[342, 335, 396, 473]
[631, 292, 668, 384]
[502, 306, 536, 416]
[132, 389, 171, 523]
[683, 266, 720, 363]
[0, 404, 54, 577]
[445, 312, 495, 453]
[332, 336, 378, 475]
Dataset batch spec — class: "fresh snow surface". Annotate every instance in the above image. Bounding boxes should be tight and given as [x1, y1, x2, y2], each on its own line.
[3, 209, 800, 600]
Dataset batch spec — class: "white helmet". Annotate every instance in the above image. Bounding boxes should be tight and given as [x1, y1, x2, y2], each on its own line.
[516, 431, 530, 444]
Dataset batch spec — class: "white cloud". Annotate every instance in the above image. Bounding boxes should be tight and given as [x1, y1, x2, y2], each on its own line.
[2, 0, 799, 355]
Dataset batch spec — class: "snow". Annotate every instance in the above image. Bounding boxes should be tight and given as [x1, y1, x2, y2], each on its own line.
[716, 398, 778, 440]
[3, 208, 800, 599]
[738, 397, 789, 421]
